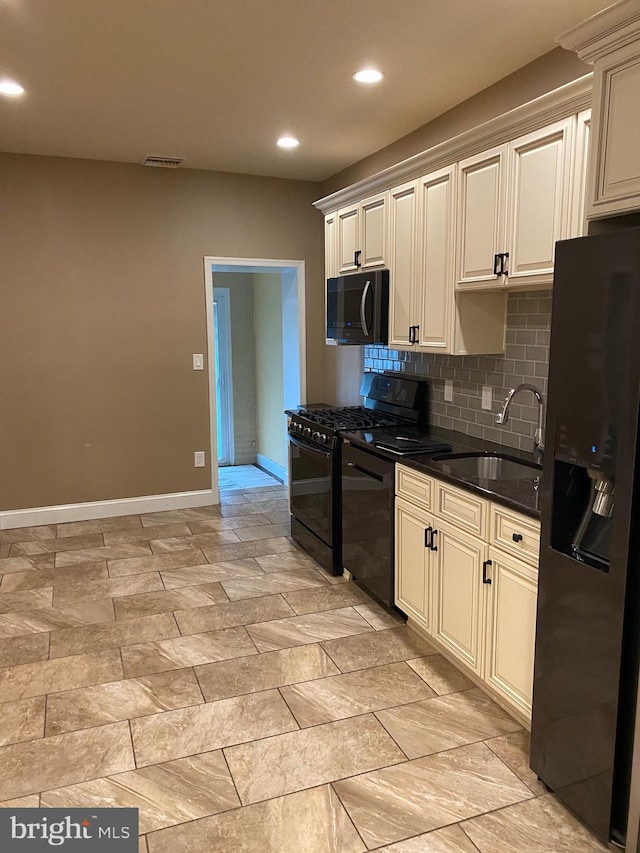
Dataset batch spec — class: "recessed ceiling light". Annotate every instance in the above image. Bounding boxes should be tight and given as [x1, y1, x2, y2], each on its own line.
[0, 79, 25, 97]
[353, 69, 384, 84]
[277, 136, 299, 149]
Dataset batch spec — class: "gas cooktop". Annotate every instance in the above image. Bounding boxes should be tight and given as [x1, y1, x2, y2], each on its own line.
[297, 405, 405, 432]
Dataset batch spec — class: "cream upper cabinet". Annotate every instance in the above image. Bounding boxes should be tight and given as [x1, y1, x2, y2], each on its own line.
[589, 44, 640, 217]
[570, 110, 591, 238]
[415, 165, 456, 351]
[456, 144, 508, 290]
[456, 122, 574, 291]
[337, 204, 360, 273]
[395, 497, 434, 630]
[337, 192, 388, 274]
[387, 180, 418, 349]
[485, 547, 538, 718]
[504, 118, 574, 289]
[432, 517, 488, 675]
[324, 211, 338, 280]
[557, 0, 640, 219]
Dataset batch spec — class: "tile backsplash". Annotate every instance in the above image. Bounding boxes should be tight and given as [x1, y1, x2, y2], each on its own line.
[364, 290, 551, 453]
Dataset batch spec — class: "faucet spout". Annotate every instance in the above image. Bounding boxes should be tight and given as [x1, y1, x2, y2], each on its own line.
[496, 383, 545, 461]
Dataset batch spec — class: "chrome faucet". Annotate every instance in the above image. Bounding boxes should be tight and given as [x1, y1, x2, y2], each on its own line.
[496, 383, 545, 462]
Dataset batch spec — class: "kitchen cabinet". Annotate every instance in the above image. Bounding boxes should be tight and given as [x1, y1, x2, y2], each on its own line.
[337, 192, 388, 274]
[570, 110, 591, 237]
[589, 44, 640, 218]
[558, 0, 640, 220]
[484, 547, 538, 718]
[456, 119, 574, 291]
[395, 497, 434, 630]
[432, 518, 487, 675]
[315, 75, 592, 351]
[324, 211, 338, 279]
[388, 165, 507, 355]
[456, 144, 508, 290]
[394, 462, 540, 722]
[387, 180, 418, 349]
[415, 166, 456, 351]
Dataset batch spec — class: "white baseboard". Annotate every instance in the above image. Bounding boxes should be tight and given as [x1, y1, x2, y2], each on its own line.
[0, 489, 219, 530]
[255, 454, 287, 484]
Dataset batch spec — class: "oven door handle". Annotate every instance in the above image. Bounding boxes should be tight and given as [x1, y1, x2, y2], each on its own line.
[347, 460, 384, 483]
[289, 435, 332, 458]
[360, 280, 371, 337]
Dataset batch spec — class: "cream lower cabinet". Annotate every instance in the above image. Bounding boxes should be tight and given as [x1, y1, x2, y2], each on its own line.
[484, 547, 538, 718]
[395, 462, 540, 721]
[432, 518, 487, 676]
[395, 497, 434, 630]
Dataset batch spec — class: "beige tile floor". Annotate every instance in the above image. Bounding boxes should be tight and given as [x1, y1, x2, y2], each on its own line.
[0, 481, 608, 852]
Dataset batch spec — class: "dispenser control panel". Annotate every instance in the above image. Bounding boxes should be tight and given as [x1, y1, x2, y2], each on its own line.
[555, 417, 616, 471]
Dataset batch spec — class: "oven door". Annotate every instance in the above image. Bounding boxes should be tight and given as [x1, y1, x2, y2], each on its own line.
[288, 435, 334, 546]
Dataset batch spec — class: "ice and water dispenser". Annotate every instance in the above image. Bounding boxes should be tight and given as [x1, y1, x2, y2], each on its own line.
[550, 416, 615, 574]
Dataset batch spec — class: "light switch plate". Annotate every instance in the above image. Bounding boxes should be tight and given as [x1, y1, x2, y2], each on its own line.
[193, 354, 204, 371]
[444, 380, 453, 402]
[481, 386, 493, 410]
[194, 451, 205, 468]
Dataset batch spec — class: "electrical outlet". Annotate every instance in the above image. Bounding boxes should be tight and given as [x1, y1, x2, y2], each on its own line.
[444, 379, 453, 402]
[192, 354, 204, 371]
[481, 386, 493, 410]
[194, 451, 205, 468]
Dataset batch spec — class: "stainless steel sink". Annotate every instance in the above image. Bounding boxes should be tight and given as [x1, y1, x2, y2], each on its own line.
[431, 453, 542, 481]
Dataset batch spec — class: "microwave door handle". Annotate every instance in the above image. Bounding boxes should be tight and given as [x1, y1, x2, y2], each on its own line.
[360, 280, 371, 337]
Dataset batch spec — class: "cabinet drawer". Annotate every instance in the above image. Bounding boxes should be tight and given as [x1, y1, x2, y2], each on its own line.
[396, 465, 432, 509]
[434, 480, 488, 539]
[490, 504, 540, 566]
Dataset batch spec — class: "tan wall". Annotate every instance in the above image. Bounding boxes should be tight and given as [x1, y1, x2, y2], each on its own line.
[0, 153, 323, 511]
[319, 48, 590, 196]
[253, 273, 286, 470]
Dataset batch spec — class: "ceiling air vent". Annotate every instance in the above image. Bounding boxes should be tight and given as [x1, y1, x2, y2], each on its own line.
[140, 155, 184, 168]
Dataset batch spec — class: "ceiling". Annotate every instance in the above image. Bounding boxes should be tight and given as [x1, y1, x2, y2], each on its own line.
[0, 0, 613, 182]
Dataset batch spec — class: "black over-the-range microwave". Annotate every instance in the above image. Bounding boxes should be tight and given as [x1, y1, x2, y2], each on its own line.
[326, 269, 389, 345]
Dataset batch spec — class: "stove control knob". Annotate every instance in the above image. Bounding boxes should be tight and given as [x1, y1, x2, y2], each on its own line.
[303, 427, 312, 437]
[320, 433, 328, 445]
[312, 431, 320, 442]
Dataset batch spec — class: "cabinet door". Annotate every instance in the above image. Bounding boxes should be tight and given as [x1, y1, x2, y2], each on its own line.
[415, 165, 456, 352]
[324, 212, 338, 280]
[387, 180, 418, 350]
[432, 518, 487, 674]
[395, 497, 433, 631]
[589, 43, 640, 218]
[505, 118, 573, 288]
[570, 110, 591, 238]
[485, 548, 538, 718]
[337, 204, 360, 273]
[360, 193, 388, 269]
[456, 144, 508, 290]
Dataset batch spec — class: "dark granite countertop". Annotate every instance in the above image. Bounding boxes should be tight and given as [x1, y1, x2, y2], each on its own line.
[341, 425, 542, 520]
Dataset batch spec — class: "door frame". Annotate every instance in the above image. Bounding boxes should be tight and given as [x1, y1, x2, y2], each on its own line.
[212, 287, 234, 466]
[203, 256, 307, 502]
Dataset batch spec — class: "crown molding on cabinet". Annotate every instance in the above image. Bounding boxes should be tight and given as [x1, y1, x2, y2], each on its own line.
[556, 0, 640, 63]
[314, 74, 593, 214]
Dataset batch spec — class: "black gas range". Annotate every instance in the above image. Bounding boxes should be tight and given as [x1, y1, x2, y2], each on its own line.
[286, 372, 449, 578]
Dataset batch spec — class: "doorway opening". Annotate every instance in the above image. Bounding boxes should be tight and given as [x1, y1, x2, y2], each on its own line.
[203, 257, 306, 503]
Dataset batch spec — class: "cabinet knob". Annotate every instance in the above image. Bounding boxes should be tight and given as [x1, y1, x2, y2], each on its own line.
[512, 533, 523, 543]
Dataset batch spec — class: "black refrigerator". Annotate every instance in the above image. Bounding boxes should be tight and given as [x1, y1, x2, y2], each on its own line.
[530, 225, 640, 846]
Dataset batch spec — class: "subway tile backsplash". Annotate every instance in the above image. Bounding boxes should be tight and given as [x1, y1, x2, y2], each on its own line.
[364, 290, 551, 453]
